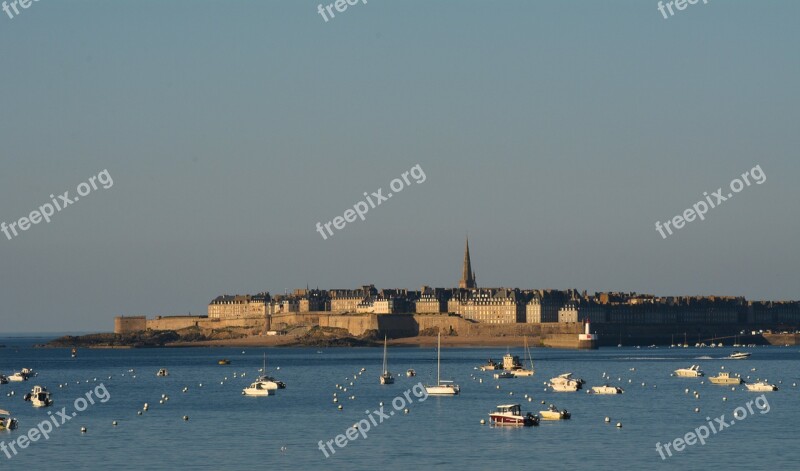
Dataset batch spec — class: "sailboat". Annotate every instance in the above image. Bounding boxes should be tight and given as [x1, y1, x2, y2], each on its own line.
[424, 332, 460, 395]
[256, 353, 286, 389]
[511, 337, 534, 377]
[380, 336, 394, 385]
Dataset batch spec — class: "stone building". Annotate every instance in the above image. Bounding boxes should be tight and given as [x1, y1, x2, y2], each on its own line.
[416, 286, 449, 313]
[208, 292, 270, 319]
[454, 288, 526, 324]
[329, 285, 377, 313]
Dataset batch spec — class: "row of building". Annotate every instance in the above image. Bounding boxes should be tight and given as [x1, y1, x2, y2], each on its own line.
[206, 239, 800, 326]
[208, 285, 800, 326]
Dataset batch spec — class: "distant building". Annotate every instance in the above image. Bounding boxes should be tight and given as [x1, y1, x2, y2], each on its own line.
[558, 300, 607, 323]
[453, 288, 525, 324]
[299, 289, 330, 312]
[208, 292, 270, 319]
[416, 286, 449, 313]
[329, 285, 377, 313]
[525, 289, 578, 323]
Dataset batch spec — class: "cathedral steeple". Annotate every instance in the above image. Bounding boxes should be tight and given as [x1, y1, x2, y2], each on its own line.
[459, 236, 476, 289]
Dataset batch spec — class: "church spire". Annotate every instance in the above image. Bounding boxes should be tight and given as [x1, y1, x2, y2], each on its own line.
[459, 236, 476, 289]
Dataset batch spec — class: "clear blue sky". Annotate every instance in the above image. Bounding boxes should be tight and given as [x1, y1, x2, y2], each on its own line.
[1, 1, 798, 332]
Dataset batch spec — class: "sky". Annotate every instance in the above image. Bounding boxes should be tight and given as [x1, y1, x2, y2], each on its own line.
[1, 1, 798, 333]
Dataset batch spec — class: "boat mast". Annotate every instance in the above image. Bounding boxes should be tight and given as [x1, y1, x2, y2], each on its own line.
[437, 331, 441, 385]
[383, 335, 388, 374]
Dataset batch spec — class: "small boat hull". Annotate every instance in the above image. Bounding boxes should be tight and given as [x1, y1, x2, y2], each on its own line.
[242, 388, 274, 396]
[510, 369, 534, 377]
[493, 372, 514, 379]
[539, 410, 571, 420]
[490, 414, 538, 426]
[745, 383, 777, 392]
[425, 385, 460, 396]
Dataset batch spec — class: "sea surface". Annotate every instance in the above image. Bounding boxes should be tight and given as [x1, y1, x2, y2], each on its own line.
[0, 337, 798, 470]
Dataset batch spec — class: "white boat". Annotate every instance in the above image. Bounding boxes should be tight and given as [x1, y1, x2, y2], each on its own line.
[479, 359, 501, 371]
[0, 410, 17, 431]
[509, 337, 535, 377]
[380, 335, 394, 385]
[590, 384, 624, 394]
[493, 371, 515, 379]
[539, 404, 571, 420]
[24, 386, 53, 408]
[242, 381, 276, 396]
[709, 372, 743, 385]
[8, 372, 26, 382]
[256, 353, 286, 389]
[549, 373, 584, 392]
[424, 333, 460, 396]
[156, 368, 169, 377]
[20, 368, 35, 379]
[728, 351, 751, 360]
[489, 404, 539, 426]
[406, 369, 416, 377]
[674, 365, 704, 377]
[744, 381, 778, 392]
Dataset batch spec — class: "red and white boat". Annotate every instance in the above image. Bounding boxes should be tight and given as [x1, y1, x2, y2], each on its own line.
[489, 404, 539, 426]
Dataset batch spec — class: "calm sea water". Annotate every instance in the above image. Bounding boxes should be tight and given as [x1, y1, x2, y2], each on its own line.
[0, 337, 797, 470]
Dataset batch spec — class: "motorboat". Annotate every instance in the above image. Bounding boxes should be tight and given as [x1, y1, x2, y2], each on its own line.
[425, 333, 460, 396]
[674, 365, 704, 377]
[380, 336, 394, 385]
[242, 381, 276, 396]
[539, 404, 571, 420]
[489, 404, 539, 426]
[709, 372, 743, 385]
[24, 386, 53, 408]
[590, 384, 624, 394]
[479, 359, 501, 371]
[20, 368, 35, 379]
[218, 359, 231, 365]
[728, 352, 751, 360]
[0, 375, 8, 384]
[156, 368, 169, 377]
[502, 353, 523, 371]
[493, 371, 515, 379]
[406, 369, 416, 377]
[0, 410, 17, 431]
[549, 373, 584, 392]
[744, 381, 778, 392]
[8, 372, 27, 382]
